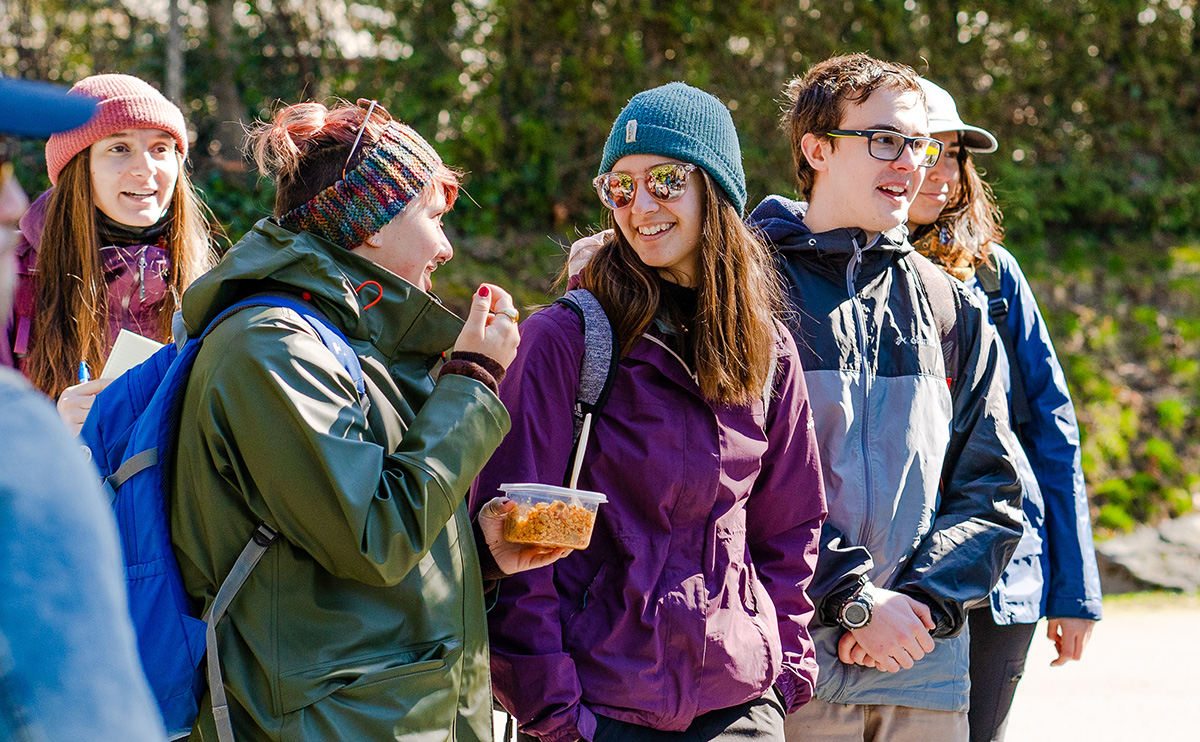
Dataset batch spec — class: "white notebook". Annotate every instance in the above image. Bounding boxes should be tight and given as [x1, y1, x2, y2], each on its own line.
[101, 329, 164, 379]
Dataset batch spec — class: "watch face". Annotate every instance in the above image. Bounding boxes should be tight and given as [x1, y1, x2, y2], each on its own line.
[843, 601, 870, 628]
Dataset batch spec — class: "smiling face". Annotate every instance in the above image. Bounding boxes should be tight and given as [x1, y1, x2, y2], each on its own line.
[355, 183, 453, 293]
[89, 128, 180, 227]
[907, 132, 961, 228]
[801, 86, 930, 240]
[609, 154, 704, 287]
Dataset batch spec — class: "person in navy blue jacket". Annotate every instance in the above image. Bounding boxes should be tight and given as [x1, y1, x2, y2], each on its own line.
[906, 77, 1103, 742]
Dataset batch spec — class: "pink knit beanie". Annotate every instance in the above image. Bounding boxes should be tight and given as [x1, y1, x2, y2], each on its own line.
[44, 73, 188, 185]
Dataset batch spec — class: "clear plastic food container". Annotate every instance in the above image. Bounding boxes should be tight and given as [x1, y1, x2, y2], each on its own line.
[498, 483, 607, 550]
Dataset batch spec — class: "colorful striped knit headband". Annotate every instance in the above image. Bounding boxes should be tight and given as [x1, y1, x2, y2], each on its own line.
[282, 121, 442, 249]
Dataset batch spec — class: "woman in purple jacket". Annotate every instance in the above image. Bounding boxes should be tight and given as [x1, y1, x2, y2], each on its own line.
[5, 73, 213, 432]
[472, 83, 827, 742]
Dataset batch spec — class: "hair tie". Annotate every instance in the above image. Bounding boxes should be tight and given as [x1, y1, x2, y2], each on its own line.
[356, 280, 383, 310]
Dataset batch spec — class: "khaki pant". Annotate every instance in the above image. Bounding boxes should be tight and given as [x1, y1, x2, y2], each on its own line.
[785, 698, 968, 742]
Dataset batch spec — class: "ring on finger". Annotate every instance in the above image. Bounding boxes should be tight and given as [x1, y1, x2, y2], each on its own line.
[495, 307, 519, 322]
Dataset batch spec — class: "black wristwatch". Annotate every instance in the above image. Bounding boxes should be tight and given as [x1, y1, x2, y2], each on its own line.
[837, 584, 874, 630]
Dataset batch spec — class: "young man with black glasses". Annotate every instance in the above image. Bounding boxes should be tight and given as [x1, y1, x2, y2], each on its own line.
[747, 54, 1024, 742]
[0, 76, 167, 741]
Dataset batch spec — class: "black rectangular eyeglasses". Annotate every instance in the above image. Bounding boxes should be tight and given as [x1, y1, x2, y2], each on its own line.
[827, 129, 943, 167]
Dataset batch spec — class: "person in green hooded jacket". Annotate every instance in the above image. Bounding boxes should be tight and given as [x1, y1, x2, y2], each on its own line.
[170, 99, 565, 742]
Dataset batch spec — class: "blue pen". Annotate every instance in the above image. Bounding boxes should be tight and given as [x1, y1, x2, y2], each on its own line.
[78, 360, 90, 384]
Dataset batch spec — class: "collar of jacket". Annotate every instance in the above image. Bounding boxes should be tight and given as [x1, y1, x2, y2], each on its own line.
[749, 194, 916, 285]
[181, 218, 463, 362]
[748, 194, 912, 257]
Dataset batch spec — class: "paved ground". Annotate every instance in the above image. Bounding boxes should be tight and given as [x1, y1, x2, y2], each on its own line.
[1006, 595, 1199, 741]
[494, 595, 1200, 742]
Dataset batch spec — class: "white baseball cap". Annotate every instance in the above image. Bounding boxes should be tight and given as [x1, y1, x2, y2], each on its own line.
[919, 77, 998, 154]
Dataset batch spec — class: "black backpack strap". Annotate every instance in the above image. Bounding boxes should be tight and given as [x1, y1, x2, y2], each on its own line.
[909, 252, 962, 386]
[975, 259, 1032, 429]
[555, 289, 617, 455]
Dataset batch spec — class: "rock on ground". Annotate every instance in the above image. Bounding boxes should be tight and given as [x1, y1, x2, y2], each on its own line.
[1095, 512, 1200, 593]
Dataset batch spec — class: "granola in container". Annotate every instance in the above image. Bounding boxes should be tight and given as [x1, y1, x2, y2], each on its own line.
[499, 483, 607, 550]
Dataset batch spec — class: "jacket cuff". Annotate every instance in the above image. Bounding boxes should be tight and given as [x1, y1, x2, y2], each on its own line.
[894, 586, 956, 637]
[818, 575, 869, 627]
[438, 351, 506, 394]
[472, 518, 507, 583]
[536, 704, 596, 742]
[1045, 596, 1103, 621]
[774, 672, 811, 714]
[574, 704, 598, 742]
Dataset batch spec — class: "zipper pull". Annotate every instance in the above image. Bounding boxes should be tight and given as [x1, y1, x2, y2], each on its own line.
[138, 249, 147, 301]
[845, 236, 863, 296]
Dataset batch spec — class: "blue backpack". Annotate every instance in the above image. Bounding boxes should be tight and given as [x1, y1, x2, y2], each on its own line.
[80, 294, 365, 741]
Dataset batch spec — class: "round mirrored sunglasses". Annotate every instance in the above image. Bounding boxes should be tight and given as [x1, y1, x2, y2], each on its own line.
[592, 162, 698, 210]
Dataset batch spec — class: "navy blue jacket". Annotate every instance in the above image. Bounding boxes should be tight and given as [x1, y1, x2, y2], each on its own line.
[966, 245, 1102, 624]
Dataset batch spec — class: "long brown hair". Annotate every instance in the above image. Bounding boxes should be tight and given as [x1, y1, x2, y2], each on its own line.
[25, 150, 214, 398]
[579, 171, 785, 407]
[911, 140, 1005, 280]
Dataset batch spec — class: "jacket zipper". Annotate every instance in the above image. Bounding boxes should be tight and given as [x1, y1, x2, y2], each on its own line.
[138, 248, 148, 301]
[828, 236, 873, 702]
[641, 331, 709, 723]
[642, 333, 698, 384]
[846, 237, 874, 548]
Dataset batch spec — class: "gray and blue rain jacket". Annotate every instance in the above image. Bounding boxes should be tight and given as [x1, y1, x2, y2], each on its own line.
[748, 195, 1023, 712]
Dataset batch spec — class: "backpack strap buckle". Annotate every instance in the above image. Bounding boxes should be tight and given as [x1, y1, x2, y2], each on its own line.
[252, 523, 279, 547]
[987, 296, 1009, 322]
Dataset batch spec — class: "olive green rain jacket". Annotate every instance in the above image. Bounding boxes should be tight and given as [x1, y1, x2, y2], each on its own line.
[169, 219, 509, 742]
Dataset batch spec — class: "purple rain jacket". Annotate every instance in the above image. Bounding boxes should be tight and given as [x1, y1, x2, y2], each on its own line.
[472, 302, 827, 742]
[2, 189, 171, 369]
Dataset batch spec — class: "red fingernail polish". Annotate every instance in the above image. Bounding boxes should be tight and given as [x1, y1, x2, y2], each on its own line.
[479, 285, 490, 297]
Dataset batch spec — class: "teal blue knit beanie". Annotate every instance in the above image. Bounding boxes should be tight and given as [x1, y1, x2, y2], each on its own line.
[599, 82, 747, 214]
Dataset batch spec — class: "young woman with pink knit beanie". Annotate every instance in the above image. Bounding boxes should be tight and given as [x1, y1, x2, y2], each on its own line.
[3, 73, 213, 432]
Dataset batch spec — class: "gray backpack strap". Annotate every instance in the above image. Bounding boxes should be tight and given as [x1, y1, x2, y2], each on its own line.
[761, 322, 783, 413]
[762, 353, 778, 412]
[909, 252, 962, 386]
[555, 289, 617, 449]
[975, 258, 1032, 429]
[202, 523, 279, 742]
[103, 447, 158, 503]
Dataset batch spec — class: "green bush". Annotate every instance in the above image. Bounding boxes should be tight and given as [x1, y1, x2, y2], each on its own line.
[5, 1, 1199, 533]
[1035, 243, 1200, 534]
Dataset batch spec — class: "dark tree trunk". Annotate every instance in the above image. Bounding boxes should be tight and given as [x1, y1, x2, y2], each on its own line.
[207, 0, 249, 171]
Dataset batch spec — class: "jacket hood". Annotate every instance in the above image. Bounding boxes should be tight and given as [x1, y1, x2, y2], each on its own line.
[182, 218, 463, 360]
[748, 195, 913, 258]
[15, 189, 53, 266]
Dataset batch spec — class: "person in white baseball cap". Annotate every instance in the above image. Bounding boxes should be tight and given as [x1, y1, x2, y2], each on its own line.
[919, 77, 998, 153]
[907, 78, 1101, 742]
